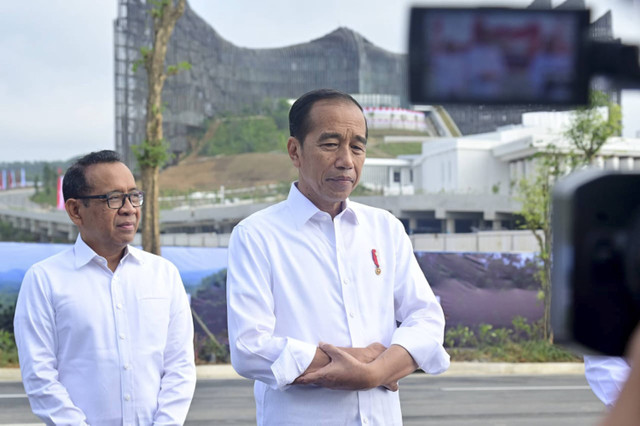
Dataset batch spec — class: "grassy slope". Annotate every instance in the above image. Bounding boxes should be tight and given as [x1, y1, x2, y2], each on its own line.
[159, 128, 427, 193]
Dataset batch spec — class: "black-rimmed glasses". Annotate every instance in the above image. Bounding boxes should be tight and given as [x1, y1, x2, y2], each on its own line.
[76, 191, 145, 209]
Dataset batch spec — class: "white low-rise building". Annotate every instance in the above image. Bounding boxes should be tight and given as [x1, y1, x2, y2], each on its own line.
[363, 109, 640, 198]
[359, 109, 640, 234]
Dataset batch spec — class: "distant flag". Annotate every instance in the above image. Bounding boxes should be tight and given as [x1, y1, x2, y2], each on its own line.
[57, 175, 65, 210]
[8, 170, 13, 189]
[0, 170, 4, 190]
[20, 168, 26, 187]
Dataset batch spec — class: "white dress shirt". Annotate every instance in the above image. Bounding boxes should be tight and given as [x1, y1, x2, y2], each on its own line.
[227, 183, 450, 426]
[584, 355, 631, 408]
[14, 236, 196, 426]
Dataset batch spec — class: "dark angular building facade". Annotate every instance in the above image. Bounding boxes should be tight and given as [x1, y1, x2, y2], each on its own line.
[114, 0, 406, 169]
[114, 0, 615, 170]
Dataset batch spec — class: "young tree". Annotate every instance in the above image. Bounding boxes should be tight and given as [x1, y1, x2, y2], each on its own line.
[517, 91, 621, 342]
[133, 0, 190, 254]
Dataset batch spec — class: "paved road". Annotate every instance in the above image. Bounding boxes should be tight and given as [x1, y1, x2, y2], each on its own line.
[0, 374, 605, 425]
[0, 188, 40, 210]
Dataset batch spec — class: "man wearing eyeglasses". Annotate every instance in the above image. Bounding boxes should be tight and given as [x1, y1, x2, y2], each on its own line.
[14, 150, 196, 425]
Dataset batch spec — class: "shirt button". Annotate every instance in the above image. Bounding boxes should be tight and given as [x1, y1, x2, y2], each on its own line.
[124, 394, 131, 401]
[124, 364, 131, 370]
[349, 312, 355, 318]
[116, 303, 123, 310]
[343, 279, 348, 286]
[119, 333, 126, 340]
[363, 418, 368, 424]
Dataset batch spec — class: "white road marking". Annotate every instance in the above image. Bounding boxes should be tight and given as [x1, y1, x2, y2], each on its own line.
[0, 393, 28, 399]
[442, 385, 591, 392]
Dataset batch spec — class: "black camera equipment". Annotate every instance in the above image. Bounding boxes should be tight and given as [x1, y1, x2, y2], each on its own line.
[552, 170, 640, 356]
[408, 7, 640, 106]
[407, 6, 640, 355]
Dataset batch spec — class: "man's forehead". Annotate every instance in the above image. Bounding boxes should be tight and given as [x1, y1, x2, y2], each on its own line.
[85, 162, 135, 186]
[309, 99, 366, 129]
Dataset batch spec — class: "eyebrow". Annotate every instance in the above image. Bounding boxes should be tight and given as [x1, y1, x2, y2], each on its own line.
[105, 188, 139, 194]
[318, 132, 367, 145]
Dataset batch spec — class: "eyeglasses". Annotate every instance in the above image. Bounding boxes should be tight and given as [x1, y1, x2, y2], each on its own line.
[76, 191, 145, 209]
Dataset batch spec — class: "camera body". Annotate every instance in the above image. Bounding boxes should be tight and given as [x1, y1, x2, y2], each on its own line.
[407, 6, 640, 355]
[408, 7, 640, 107]
[552, 170, 640, 356]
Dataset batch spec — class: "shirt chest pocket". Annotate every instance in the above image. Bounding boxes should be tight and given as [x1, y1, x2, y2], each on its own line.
[136, 297, 171, 344]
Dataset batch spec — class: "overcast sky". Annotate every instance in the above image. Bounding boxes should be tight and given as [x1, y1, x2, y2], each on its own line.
[1, 0, 639, 163]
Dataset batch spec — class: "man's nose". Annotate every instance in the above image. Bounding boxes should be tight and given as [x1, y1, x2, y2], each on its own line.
[118, 195, 137, 214]
[335, 145, 354, 169]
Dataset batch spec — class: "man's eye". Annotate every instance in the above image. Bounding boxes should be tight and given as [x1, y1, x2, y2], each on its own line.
[108, 194, 123, 202]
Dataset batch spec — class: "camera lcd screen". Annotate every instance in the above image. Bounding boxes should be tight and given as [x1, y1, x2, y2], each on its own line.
[409, 7, 590, 105]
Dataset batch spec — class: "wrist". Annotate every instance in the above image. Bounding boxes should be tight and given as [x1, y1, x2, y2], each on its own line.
[365, 360, 385, 388]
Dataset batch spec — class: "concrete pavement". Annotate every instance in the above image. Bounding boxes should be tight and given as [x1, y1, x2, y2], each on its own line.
[0, 361, 585, 383]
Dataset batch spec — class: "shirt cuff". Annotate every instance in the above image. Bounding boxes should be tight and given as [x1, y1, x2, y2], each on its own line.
[270, 338, 318, 390]
[391, 327, 450, 375]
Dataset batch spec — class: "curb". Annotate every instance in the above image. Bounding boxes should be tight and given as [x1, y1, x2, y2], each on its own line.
[441, 361, 584, 377]
[0, 362, 585, 383]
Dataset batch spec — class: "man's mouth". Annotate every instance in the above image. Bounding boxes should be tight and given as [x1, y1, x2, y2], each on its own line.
[327, 176, 354, 183]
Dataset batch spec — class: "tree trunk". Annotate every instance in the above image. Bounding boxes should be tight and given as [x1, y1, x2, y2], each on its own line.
[141, 64, 164, 255]
[140, 164, 160, 254]
[138, 0, 186, 255]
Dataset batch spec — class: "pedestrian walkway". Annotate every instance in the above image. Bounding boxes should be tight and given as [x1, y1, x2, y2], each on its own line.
[0, 361, 585, 383]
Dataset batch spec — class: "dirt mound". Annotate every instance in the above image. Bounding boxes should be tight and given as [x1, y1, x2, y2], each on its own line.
[159, 152, 298, 192]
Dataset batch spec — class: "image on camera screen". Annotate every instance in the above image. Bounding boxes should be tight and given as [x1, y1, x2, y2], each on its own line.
[409, 8, 590, 105]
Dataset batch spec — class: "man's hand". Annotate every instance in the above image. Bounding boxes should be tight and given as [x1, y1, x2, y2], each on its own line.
[293, 342, 396, 389]
[295, 343, 378, 390]
[294, 342, 414, 391]
[347, 342, 387, 363]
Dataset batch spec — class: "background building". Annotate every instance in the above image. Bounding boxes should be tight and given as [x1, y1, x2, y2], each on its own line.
[114, 0, 406, 169]
[114, 0, 615, 170]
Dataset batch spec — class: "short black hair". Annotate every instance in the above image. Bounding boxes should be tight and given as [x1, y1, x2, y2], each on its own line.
[288, 88, 368, 144]
[62, 150, 123, 202]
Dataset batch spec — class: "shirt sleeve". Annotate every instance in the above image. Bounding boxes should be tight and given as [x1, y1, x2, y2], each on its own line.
[389, 224, 450, 375]
[13, 267, 90, 426]
[226, 225, 317, 390]
[584, 355, 631, 408]
[153, 264, 197, 424]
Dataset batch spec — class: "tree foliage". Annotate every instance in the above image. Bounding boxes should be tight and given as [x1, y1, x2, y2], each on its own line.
[200, 98, 290, 156]
[564, 91, 622, 165]
[0, 221, 38, 242]
[201, 117, 287, 156]
[516, 91, 622, 342]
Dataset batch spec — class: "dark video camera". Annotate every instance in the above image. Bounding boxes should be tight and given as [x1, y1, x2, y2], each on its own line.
[408, 7, 640, 106]
[552, 170, 640, 356]
[407, 7, 640, 355]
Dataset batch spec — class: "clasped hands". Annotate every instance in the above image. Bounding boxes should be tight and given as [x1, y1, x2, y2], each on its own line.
[293, 342, 401, 391]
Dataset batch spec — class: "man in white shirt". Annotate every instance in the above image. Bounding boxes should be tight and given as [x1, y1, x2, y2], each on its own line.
[584, 355, 631, 408]
[226, 89, 450, 425]
[14, 150, 196, 425]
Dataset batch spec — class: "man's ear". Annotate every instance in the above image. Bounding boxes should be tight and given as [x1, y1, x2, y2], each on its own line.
[287, 136, 301, 168]
[65, 199, 83, 227]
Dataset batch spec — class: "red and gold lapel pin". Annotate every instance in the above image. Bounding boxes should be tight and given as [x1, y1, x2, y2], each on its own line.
[371, 249, 381, 275]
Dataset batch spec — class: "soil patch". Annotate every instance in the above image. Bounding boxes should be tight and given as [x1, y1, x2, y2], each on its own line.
[159, 152, 298, 192]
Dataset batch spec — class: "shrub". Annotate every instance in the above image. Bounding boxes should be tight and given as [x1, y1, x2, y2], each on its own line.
[444, 325, 478, 348]
[0, 331, 18, 367]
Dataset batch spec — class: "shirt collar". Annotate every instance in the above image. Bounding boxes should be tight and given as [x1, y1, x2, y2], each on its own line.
[286, 182, 360, 229]
[73, 234, 143, 269]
